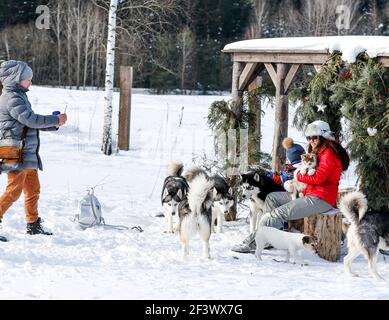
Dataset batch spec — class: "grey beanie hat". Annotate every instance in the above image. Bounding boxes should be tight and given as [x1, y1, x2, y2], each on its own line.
[20, 64, 33, 81]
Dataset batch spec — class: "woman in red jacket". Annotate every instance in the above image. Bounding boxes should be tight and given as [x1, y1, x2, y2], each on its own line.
[260, 120, 349, 229]
[231, 120, 349, 253]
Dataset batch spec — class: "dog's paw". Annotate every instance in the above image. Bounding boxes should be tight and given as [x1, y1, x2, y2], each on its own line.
[308, 169, 316, 176]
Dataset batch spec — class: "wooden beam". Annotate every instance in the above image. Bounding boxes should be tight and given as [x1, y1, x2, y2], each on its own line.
[272, 63, 289, 171]
[284, 64, 300, 91]
[118, 66, 133, 151]
[238, 63, 257, 91]
[378, 56, 389, 67]
[264, 63, 277, 86]
[232, 52, 330, 64]
[231, 61, 244, 104]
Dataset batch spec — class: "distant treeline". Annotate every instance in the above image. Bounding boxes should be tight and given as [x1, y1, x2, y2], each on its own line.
[0, 0, 387, 92]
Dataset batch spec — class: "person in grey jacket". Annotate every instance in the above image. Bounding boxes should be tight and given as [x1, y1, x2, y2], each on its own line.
[0, 60, 67, 241]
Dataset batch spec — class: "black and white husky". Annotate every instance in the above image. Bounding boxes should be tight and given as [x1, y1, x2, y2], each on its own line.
[178, 170, 214, 259]
[161, 161, 189, 233]
[240, 169, 284, 234]
[211, 175, 234, 233]
[339, 191, 389, 280]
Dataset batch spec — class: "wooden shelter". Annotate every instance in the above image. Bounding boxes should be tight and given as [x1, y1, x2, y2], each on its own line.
[223, 36, 389, 171]
[223, 36, 389, 261]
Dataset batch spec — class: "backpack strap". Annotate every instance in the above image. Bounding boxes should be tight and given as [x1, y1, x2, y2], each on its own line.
[21, 127, 28, 140]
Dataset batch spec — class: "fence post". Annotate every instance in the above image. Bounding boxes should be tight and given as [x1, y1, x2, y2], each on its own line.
[118, 66, 133, 151]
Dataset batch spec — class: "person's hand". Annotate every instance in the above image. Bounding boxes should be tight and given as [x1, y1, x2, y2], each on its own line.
[58, 113, 67, 126]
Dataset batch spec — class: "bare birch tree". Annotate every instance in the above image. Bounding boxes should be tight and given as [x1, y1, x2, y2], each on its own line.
[101, 0, 118, 155]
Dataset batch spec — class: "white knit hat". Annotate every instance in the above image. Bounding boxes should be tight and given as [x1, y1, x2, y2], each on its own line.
[305, 120, 335, 141]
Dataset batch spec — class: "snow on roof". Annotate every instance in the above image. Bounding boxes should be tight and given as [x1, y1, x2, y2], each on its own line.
[223, 36, 389, 63]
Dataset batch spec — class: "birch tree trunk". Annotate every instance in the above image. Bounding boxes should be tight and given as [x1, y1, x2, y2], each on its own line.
[101, 0, 118, 155]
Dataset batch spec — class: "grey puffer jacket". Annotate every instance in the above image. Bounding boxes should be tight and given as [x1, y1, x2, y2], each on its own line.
[0, 60, 59, 171]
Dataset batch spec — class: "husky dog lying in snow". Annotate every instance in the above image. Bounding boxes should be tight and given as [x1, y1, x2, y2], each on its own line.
[240, 169, 284, 234]
[284, 153, 317, 200]
[161, 161, 189, 233]
[211, 175, 234, 234]
[339, 191, 389, 280]
[255, 226, 318, 264]
[178, 169, 214, 258]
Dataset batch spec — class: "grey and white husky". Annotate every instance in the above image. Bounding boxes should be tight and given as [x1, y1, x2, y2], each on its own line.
[340, 191, 389, 280]
[211, 175, 234, 233]
[186, 168, 234, 233]
[179, 169, 214, 258]
[161, 161, 189, 233]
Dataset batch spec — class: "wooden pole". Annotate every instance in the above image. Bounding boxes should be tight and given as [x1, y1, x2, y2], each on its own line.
[248, 76, 262, 165]
[118, 66, 132, 151]
[272, 63, 288, 171]
[226, 60, 243, 221]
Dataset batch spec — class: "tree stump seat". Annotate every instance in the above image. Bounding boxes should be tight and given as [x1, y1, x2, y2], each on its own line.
[288, 208, 342, 262]
[303, 209, 342, 262]
[287, 189, 356, 262]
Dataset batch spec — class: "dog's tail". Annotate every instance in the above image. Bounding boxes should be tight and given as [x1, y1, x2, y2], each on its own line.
[187, 173, 214, 216]
[339, 191, 368, 225]
[184, 167, 208, 184]
[167, 160, 184, 176]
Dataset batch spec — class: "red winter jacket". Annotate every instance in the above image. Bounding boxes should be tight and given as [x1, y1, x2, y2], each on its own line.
[297, 146, 342, 206]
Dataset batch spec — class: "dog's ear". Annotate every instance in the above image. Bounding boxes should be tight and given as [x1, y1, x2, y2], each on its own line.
[254, 173, 260, 182]
[228, 187, 233, 196]
[163, 188, 169, 199]
[177, 189, 183, 200]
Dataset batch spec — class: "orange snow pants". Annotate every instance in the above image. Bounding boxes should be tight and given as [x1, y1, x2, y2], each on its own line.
[0, 169, 40, 223]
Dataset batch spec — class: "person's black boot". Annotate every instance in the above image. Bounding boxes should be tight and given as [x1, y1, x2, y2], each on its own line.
[26, 217, 53, 235]
[0, 219, 7, 242]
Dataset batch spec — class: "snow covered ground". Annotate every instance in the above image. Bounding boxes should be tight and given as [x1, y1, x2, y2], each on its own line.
[0, 86, 387, 300]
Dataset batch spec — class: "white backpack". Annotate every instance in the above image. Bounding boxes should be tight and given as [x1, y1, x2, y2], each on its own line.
[74, 188, 105, 229]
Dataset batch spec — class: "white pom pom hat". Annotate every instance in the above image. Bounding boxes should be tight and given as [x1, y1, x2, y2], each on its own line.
[305, 120, 336, 141]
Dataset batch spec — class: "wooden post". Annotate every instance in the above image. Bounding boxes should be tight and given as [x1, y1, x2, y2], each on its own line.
[118, 66, 132, 151]
[231, 61, 244, 122]
[248, 77, 262, 165]
[272, 63, 288, 171]
[225, 60, 243, 221]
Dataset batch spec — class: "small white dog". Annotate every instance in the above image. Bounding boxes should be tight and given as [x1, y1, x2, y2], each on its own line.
[255, 226, 318, 264]
[284, 153, 317, 200]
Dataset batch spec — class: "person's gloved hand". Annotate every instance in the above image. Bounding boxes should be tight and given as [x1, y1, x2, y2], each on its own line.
[280, 171, 293, 183]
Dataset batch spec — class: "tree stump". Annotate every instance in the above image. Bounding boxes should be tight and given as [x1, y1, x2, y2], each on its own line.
[304, 211, 342, 262]
[288, 219, 304, 232]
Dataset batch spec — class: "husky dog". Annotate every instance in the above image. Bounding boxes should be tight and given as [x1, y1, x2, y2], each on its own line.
[178, 172, 214, 259]
[184, 166, 208, 184]
[255, 226, 318, 264]
[211, 175, 234, 233]
[161, 161, 189, 233]
[339, 191, 389, 280]
[240, 169, 284, 234]
[284, 153, 317, 200]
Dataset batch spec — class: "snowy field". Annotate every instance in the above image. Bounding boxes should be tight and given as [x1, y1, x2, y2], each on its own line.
[0, 86, 387, 300]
